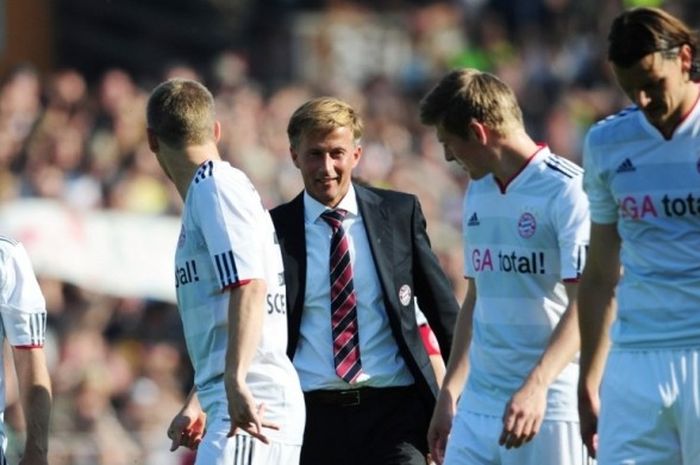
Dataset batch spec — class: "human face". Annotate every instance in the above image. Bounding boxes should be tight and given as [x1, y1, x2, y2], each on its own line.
[291, 126, 361, 207]
[436, 123, 490, 180]
[613, 47, 693, 135]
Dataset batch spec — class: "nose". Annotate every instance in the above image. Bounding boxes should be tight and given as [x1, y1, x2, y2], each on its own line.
[321, 153, 334, 173]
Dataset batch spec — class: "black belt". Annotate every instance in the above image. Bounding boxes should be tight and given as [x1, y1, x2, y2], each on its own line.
[304, 385, 415, 407]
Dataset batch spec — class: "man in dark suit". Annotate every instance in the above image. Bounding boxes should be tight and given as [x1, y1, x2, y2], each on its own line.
[270, 96, 459, 465]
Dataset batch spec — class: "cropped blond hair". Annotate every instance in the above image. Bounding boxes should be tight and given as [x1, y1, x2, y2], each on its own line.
[146, 78, 216, 148]
[287, 97, 363, 150]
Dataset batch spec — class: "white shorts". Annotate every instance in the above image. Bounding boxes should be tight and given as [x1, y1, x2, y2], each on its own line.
[598, 348, 700, 465]
[195, 414, 301, 465]
[444, 410, 590, 465]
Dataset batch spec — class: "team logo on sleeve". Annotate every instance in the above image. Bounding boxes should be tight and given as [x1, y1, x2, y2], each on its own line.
[398, 284, 412, 306]
[517, 212, 537, 238]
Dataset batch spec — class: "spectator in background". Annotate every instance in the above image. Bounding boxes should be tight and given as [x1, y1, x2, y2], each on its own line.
[420, 68, 589, 465]
[578, 7, 700, 463]
[146, 78, 305, 465]
[0, 236, 52, 465]
[270, 96, 459, 465]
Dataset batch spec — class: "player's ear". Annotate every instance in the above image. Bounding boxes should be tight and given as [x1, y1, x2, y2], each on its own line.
[468, 121, 488, 145]
[213, 121, 222, 143]
[679, 43, 694, 76]
[147, 128, 159, 152]
[290, 146, 301, 168]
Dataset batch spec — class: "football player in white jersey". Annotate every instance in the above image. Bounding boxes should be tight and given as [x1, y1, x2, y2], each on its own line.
[0, 237, 51, 465]
[420, 69, 590, 465]
[146, 78, 305, 465]
[578, 7, 700, 464]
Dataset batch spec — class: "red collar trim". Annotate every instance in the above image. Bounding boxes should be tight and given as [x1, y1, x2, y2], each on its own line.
[494, 144, 546, 194]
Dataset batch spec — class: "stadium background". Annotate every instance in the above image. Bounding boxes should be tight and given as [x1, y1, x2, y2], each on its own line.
[0, 0, 690, 463]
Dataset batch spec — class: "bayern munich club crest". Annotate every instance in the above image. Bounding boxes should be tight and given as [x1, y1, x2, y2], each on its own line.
[517, 212, 537, 238]
[398, 284, 412, 306]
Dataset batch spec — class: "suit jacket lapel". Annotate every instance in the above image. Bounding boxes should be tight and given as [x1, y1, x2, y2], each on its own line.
[355, 185, 395, 310]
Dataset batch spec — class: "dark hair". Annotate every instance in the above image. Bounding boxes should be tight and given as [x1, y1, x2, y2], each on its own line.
[608, 7, 697, 69]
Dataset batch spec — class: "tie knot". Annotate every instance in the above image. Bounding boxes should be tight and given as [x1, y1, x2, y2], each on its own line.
[321, 209, 347, 230]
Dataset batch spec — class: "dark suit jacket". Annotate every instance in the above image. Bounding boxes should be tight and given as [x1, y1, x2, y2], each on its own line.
[270, 183, 459, 409]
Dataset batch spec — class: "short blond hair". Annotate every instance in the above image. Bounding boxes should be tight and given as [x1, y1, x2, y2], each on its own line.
[419, 68, 524, 138]
[287, 97, 363, 150]
[146, 78, 216, 148]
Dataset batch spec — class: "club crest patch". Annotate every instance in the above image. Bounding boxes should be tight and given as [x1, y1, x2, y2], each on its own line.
[518, 212, 536, 238]
[398, 284, 412, 306]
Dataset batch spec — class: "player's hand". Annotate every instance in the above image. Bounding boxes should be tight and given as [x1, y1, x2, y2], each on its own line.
[427, 390, 456, 465]
[225, 378, 280, 444]
[167, 406, 207, 451]
[578, 384, 600, 458]
[499, 380, 547, 449]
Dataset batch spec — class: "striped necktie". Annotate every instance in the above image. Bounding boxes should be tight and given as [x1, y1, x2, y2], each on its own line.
[320, 209, 363, 384]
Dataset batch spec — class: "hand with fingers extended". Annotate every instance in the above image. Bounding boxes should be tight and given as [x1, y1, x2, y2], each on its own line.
[167, 404, 207, 452]
[226, 378, 280, 443]
[499, 379, 547, 449]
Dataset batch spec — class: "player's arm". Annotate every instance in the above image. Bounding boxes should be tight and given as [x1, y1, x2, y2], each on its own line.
[577, 222, 620, 458]
[12, 346, 51, 465]
[168, 387, 206, 451]
[428, 277, 476, 465]
[500, 281, 581, 449]
[224, 279, 279, 444]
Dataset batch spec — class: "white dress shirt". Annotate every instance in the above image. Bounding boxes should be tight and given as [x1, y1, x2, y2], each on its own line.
[293, 184, 414, 391]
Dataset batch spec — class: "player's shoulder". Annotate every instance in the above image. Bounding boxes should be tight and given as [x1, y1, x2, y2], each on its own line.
[191, 160, 256, 194]
[586, 105, 642, 148]
[539, 152, 584, 185]
[0, 236, 21, 264]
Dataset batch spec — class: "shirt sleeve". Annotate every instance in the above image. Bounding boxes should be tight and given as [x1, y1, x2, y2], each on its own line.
[191, 168, 266, 291]
[0, 242, 47, 347]
[583, 131, 619, 224]
[462, 188, 475, 279]
[553, 177, 590, 282]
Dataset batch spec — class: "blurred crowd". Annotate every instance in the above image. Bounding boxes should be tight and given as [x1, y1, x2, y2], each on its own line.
[0, 0, 690, 463]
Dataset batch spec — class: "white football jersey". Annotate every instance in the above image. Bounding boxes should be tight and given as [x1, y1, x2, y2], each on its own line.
[584, 98, 700, 349]
[0, 237, 47, 451]
[459, 146, 589, 421]
[175, 160, 304, 444]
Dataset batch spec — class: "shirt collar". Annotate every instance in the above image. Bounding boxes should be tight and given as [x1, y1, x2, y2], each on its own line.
[303, 184, 359, 224]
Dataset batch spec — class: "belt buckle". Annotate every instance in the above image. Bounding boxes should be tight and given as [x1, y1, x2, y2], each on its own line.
[339, 389, 361, 407]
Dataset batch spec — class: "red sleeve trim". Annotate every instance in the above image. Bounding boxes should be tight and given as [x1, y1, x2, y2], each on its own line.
[562, 277, 580, 283]
[14, 344, 43, 349]
[419, 324, 442, 356]
[222, 279, 252, 292]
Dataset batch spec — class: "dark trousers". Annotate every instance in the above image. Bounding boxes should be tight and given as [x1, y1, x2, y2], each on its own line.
[300, 385, 429, 465]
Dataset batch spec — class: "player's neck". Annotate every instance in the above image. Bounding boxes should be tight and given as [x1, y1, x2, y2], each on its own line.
[165, 143, 221, 199]
[492, 133, 539, 185]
